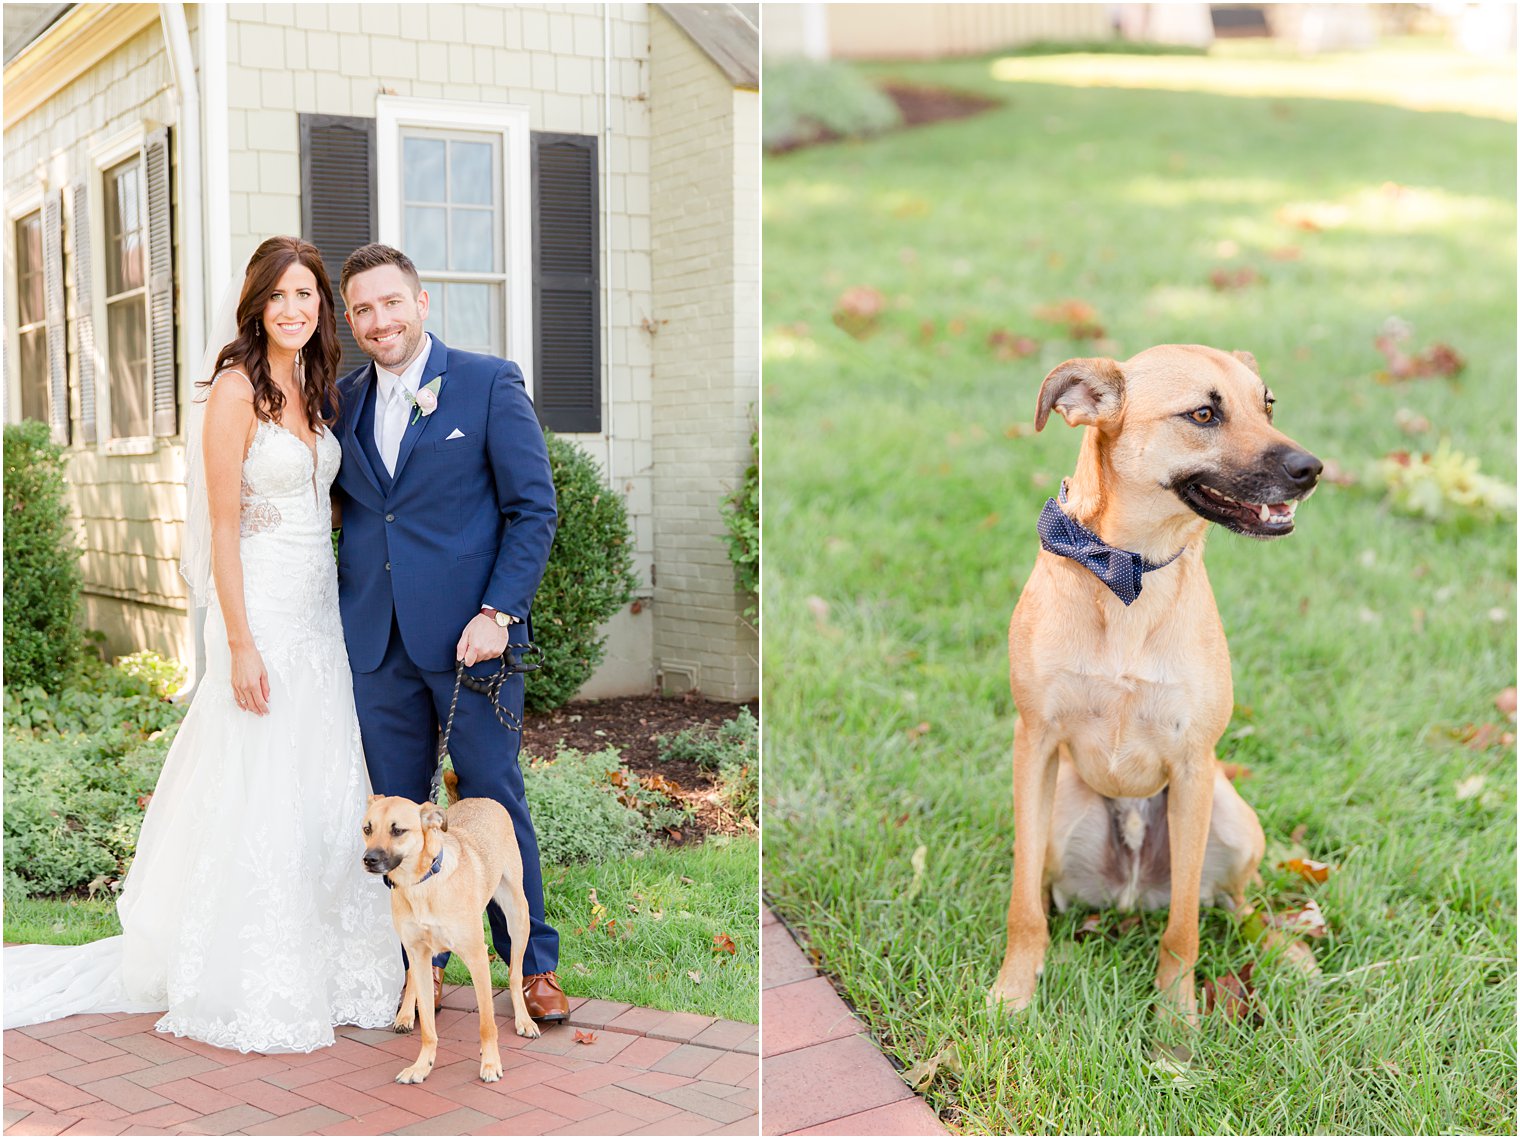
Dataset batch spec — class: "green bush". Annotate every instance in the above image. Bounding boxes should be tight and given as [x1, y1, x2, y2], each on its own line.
[3, 422, 83, 692]
[762, 59, 903, 152]
[723, 429, 759, 621]
[657, 707, 758, 772]
[522, 747, 650, 864]
[526, 434, 640, 712]
[3, 731, 173, 897]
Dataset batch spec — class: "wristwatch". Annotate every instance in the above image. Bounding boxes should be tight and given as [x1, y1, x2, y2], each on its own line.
[480, 606, 520, 628]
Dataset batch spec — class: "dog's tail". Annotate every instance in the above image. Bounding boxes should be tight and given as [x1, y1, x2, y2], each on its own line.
[442, 767, 461, 805]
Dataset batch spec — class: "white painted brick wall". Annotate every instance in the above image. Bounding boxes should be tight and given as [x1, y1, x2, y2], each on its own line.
[3, 15, 194, 660]
[646, 8, 759, 702]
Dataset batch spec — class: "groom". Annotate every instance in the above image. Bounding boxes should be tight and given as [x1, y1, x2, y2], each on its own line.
[332, 243, 567, 1022]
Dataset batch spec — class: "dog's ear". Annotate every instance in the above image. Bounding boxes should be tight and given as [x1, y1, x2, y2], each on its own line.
[1035, 358, 1125, 431]
[1231, 350, 1260, 375]
[367, 794, 383, 804]
[419, 803, 448, 833]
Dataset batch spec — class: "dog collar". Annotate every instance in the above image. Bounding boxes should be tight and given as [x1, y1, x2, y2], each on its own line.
[1037, 481, 1184, 606]
[383, 848, 445, 890]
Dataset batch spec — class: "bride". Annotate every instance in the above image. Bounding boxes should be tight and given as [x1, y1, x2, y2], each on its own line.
[3, 236, 402, 1053]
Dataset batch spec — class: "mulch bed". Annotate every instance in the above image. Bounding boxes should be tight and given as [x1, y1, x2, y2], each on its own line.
[879, 80, 1003, 127]
[769, 80, 1002, 154]
[523, 694, 758, 841]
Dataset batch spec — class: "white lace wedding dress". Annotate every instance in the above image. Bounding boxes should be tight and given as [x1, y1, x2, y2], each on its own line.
[3, 414, 403, 1053]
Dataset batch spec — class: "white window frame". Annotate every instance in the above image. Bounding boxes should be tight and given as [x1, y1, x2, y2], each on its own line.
[376, 96, 533, 394]
[4, 185, 45, 426]
[89, 124, 154, 455]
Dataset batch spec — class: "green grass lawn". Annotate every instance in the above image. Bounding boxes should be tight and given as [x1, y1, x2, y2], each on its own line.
[4, 835, 757, 1025]
[763, 44, 1515, 1135]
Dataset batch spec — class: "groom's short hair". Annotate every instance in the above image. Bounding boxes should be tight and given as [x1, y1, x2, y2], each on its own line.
[339, 244, 421, 301]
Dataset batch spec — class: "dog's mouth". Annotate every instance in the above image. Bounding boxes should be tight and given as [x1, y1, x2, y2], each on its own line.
[1174, 477, 1305, 539]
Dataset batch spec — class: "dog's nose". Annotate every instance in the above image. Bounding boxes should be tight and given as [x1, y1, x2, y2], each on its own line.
[1278, 448, 1322, 490]
[361, 849, 385, 868]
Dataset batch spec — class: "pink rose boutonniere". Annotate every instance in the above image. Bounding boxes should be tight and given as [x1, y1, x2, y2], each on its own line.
[408, 377, 442, 425]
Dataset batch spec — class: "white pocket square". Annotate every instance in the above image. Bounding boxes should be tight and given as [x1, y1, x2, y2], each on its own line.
[446, 428, 465, 440]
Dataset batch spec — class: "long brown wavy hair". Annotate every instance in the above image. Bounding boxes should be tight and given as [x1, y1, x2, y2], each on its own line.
[208, 236, 342, 429]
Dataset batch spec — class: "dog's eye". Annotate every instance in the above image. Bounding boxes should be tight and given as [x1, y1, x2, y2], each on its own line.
[1189, 406, 1216, 424]
[362, 824, 371, 835]
[1264, 398, 1275, 419]
[390, 825, 405, 837]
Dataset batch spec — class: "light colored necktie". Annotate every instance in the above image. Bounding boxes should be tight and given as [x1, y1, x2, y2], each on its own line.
[380, 380, 406, 476]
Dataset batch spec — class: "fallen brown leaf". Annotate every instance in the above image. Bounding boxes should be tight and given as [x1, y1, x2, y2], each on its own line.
[832, 286, 885, 339]
[1266, 899, 1328, 938]
[1496, 687, 1517, 721]
[1209, 266, 1262, 291]
[1261, 930, 1321, 976]
[713, 933, 737, 955]
[901, 1042, 962, 1094]
[1455, 774, 1486, 801]
[1280, 857, 1333, 884]
[906, 721, 932, 741]
[573, 1029, 598, 1045]
[1202, 965, 1260, 1023]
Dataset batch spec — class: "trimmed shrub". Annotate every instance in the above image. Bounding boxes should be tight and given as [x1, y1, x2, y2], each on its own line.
[526, 434, 640, 712]
[723, 430, 758, 621]
[522, 747, 649, 864]
[763, 59, 902, 152]
[3, 422, 83, 692]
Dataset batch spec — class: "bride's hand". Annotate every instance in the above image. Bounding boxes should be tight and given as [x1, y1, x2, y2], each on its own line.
[231, 644, 271, 715]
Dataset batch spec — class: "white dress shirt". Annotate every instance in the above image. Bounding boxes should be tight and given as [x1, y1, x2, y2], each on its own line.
[373, 334, 432, 476]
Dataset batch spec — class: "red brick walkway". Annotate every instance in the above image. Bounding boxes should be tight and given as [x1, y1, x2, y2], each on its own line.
[759, 907, 943, 1137]
[3, 988, 756, 1135]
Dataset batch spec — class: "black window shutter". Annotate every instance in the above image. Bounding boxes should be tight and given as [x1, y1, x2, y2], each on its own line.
[42, 189, 68, 445]
[532, 132, 600, 433]
[300, 114, 375, 373]
[71, 182, 97, 444]
[144, 127, 176, 437]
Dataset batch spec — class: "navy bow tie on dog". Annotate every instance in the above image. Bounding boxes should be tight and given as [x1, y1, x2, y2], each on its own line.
[1037, 482, 1184, 606]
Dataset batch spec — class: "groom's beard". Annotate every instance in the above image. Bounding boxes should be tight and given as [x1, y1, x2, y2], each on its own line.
[362, 323, 426, 371]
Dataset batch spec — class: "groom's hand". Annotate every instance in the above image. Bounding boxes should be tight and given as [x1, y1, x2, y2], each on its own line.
[457, 613, 509, 667]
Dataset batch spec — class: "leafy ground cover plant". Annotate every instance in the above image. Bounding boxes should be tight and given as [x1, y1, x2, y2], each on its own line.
[763, 41, 1515, 1136]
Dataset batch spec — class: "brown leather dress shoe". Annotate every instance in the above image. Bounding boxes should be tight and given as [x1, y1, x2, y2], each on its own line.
[522, 971, 569, 1022]
[432, 964, 445, 1012]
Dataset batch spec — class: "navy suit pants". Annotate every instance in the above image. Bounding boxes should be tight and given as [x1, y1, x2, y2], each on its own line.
[352, 614, 558, 976]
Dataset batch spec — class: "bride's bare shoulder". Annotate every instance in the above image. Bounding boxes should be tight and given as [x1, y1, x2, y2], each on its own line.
[207, 366, 255, 404]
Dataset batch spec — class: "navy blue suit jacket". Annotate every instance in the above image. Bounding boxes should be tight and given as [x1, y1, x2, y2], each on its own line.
[332, 336, 557, 674]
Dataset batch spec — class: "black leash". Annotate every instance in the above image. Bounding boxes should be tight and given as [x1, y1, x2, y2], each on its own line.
[428, 641, 544, 805]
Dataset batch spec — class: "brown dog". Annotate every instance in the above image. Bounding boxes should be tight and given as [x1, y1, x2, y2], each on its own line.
[362, 782, 540, 1084]
[988, 345, 1318, 1022]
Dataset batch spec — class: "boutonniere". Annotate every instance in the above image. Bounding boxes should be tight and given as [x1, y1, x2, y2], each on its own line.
[406, 377, 443, 425]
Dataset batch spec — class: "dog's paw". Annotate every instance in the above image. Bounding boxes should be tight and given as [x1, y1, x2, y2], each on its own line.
[394, 1062, 432, 1084]
[480, 1059, 503, 1083]
[516, 1016, 542, 1039]
[985, 983, 1035, 1015]
[391, 1017, 414, 1035]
